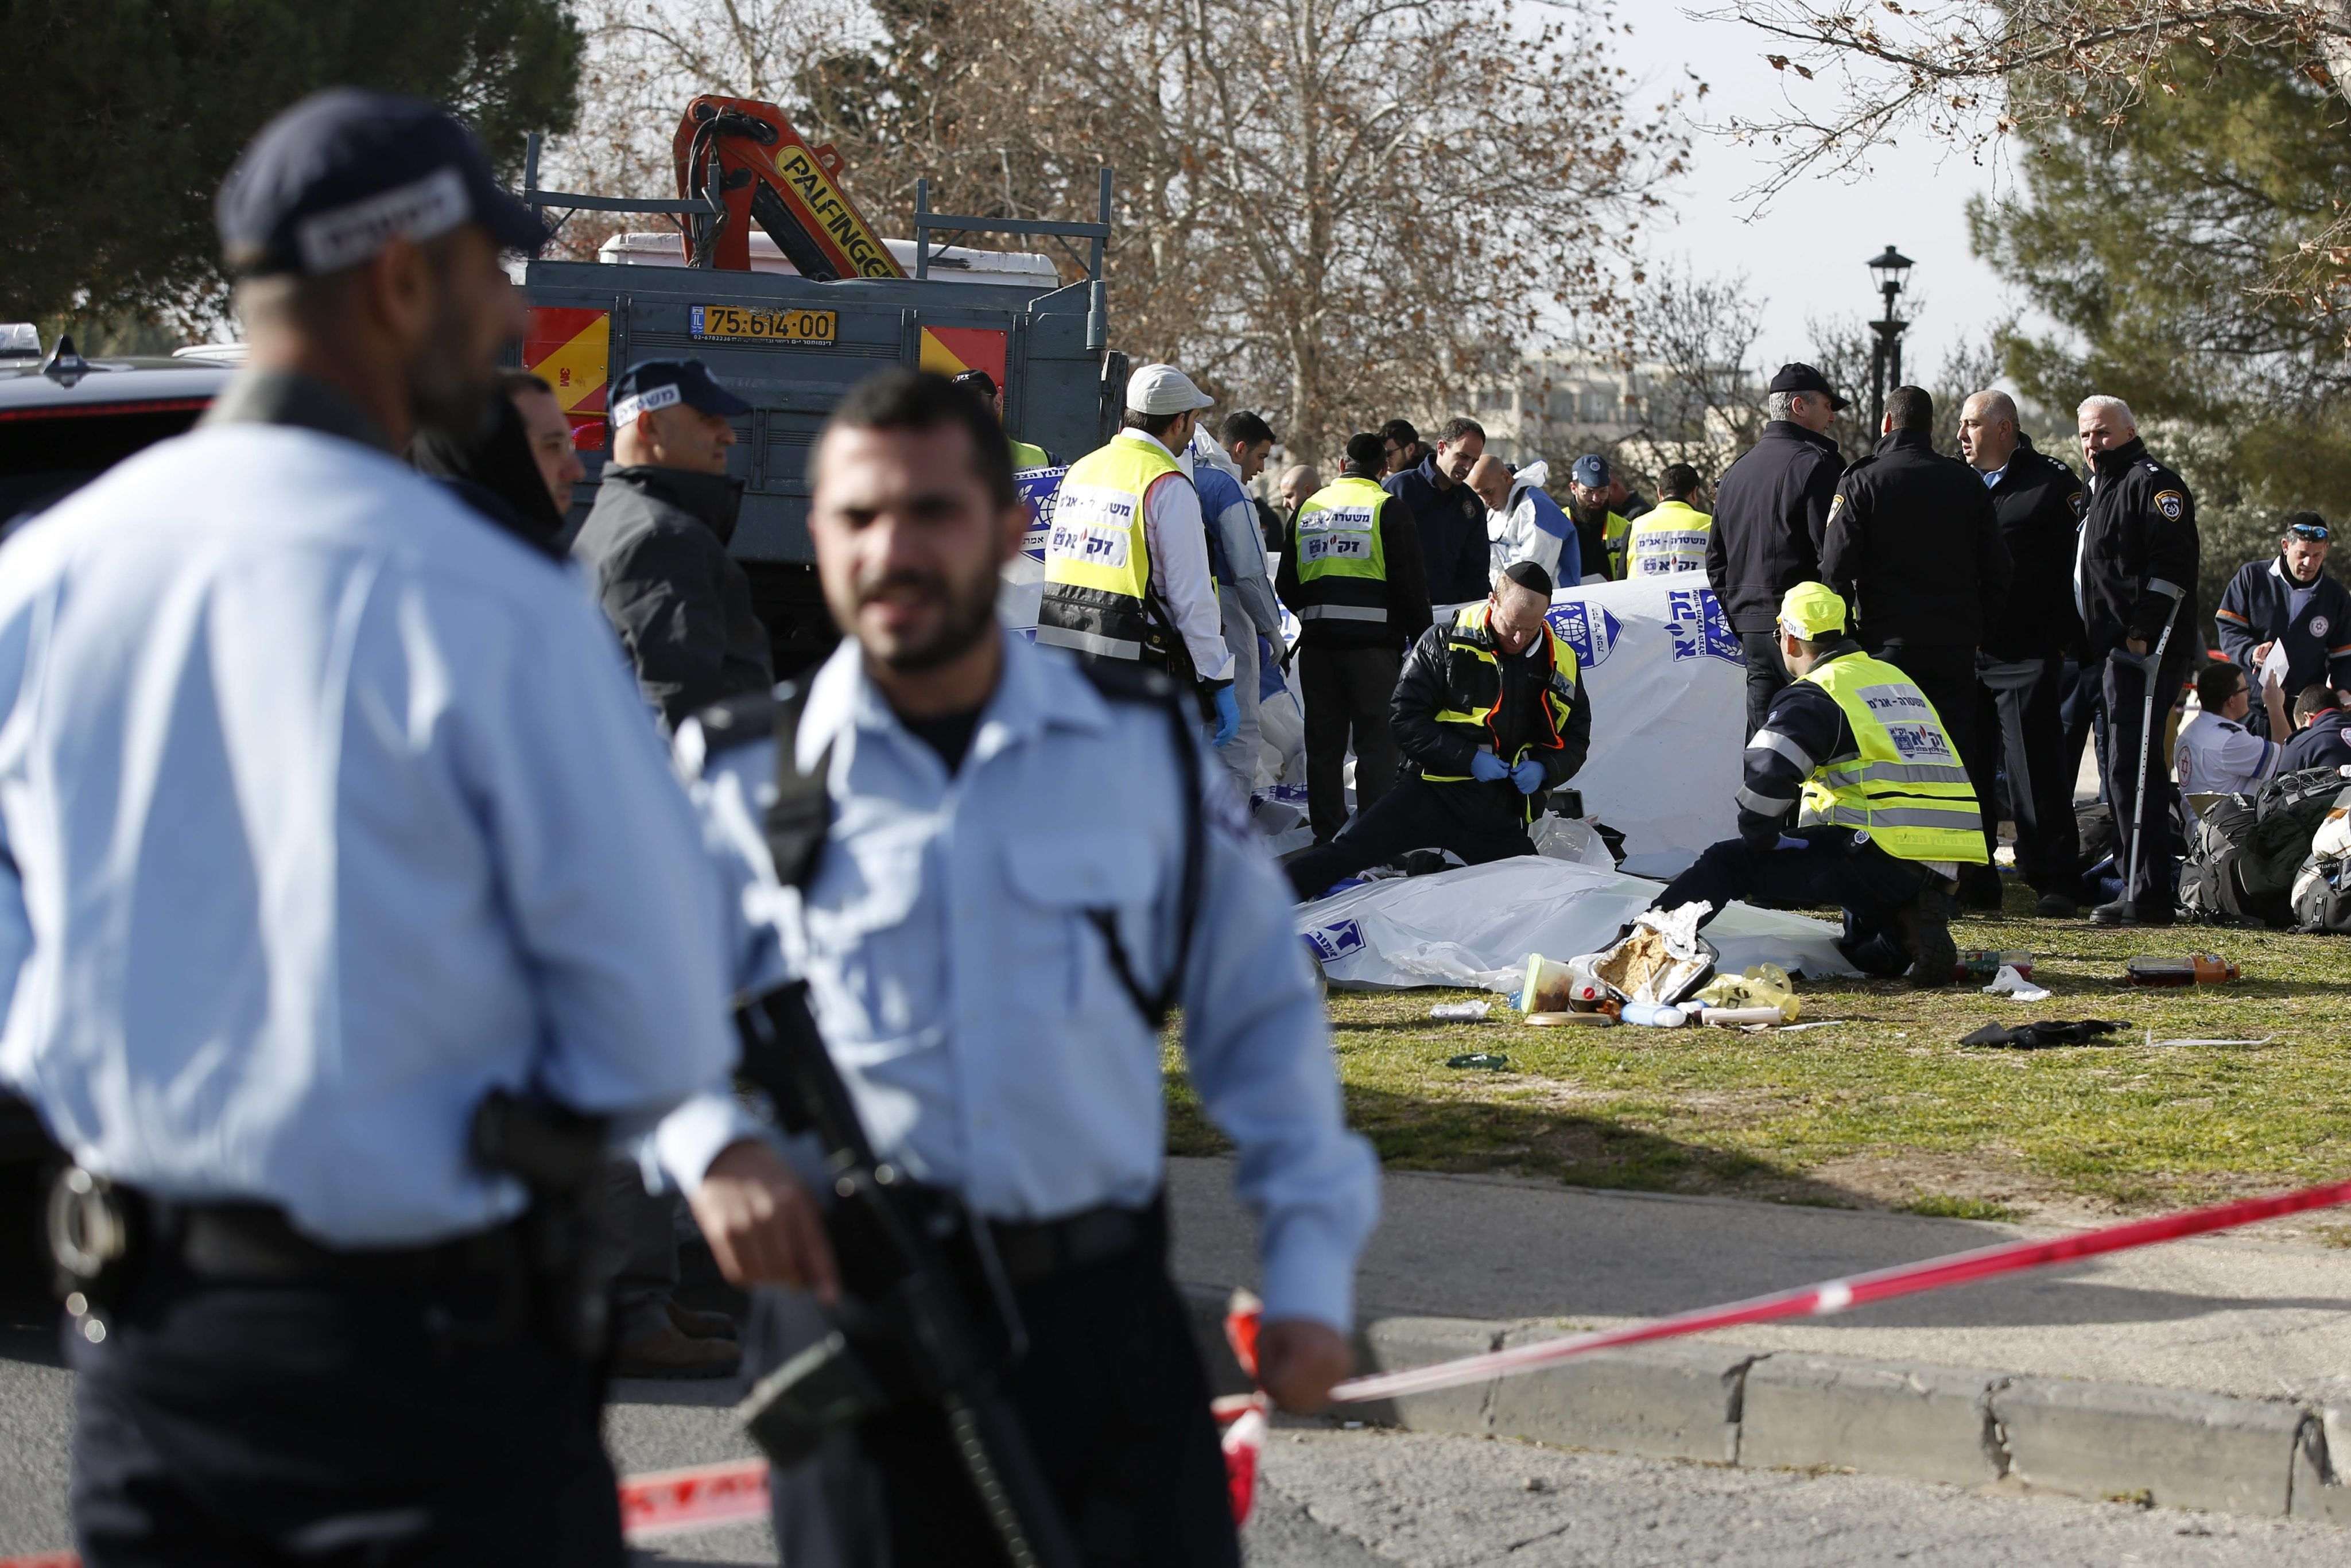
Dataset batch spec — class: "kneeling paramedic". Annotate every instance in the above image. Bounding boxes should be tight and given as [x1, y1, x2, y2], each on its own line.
[677, 370, 1376, 1566]
[1652, 583, 1985, 984]
[1283, 561, 1589, 901]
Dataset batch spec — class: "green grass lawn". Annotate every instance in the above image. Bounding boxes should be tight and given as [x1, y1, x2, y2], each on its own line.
[1165, 881, 2351, 1223]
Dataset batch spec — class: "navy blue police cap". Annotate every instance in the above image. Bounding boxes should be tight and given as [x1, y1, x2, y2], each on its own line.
[1570, 454, 1610, 488]
[610, 359, 752, 426]
[216, 89, 548, 277]
[1765, 362, 1850, 411]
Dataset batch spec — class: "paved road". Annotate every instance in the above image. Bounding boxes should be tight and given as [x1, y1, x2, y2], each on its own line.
[1242, 1425, 2347, 1567]
[8, 1300, 2345, 1568]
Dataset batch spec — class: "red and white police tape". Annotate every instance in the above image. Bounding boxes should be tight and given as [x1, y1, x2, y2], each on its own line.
[7, 1172, 2351, 1566]
[618, 1457, 773, 1539]
[1324, 1173, 2351, 1403]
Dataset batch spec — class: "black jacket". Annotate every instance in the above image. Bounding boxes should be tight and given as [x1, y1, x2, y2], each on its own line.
[1979, 435, 2086, 660]
[2079, 436, 2199, 661]
[1390, 616, 1591, 800]
[1382, 452, 1490, 605]
[2282, 708, 2351, 773]
[1822, 428, 2011, 650]
[1735, 642, 1859, 847]
[1707, 420, 1845, 633]
[409, 394, 568, 560]
[571, 465, 774, 729]
[2214, 556, 2351, 695]
[1276, 463, 1434, 653]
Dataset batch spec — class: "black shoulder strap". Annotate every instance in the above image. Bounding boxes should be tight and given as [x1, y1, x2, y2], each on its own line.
[1074, 662, 1205, 1034]
[759, 683, 832, 894]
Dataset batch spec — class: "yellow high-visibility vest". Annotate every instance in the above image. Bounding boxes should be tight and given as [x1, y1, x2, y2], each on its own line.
[1291, 475, 1392, 624]
[1795, 650, 1988, 863]
[1625, 499, 1711, 577]
[1035, 432, 1184, 662]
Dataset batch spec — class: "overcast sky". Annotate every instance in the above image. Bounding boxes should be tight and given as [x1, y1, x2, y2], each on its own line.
[1613, 5, 2026, 382]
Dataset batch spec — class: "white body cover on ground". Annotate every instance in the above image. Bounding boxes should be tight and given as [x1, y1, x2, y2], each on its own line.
[1298, 857, 1860, 992]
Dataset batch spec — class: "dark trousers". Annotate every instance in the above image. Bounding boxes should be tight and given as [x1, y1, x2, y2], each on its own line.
[1867, 641, 1987, 860]
[1656, 828, 1931, 977]
[1975, 655, 2082, 896]
[2060, 658, 2102, 806]
[1740, 630, 1789, 738]
[751, 1225, 1236, 1568]
[1282, 773, 1537, 901]
[1299, 643, 1402, 842]
[2102, 648, 2189, 913]
[70, 1252, 622, 1567]
[603, 1158, 679, 1341]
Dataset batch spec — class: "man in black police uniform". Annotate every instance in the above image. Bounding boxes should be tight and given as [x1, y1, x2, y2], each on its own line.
[2076, 394, 2200, 926]
[1958, 388, 2090, 916]
[1708, 363, 1850, 735]
[1282, 561, 1589, 899]
[572, 358, 774, 730]
[1823, 385, 2011, 909]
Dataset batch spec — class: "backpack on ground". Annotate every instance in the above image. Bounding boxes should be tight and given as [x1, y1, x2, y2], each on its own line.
[2244, 767, 2351, 910]
[2291, 785, 2351, 933]
[2177, 791, 2263, 925]
[2187, 767, 2349, 926]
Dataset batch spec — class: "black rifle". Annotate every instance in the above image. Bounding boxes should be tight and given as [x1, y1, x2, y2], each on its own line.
[734, 981, 1080, 1568]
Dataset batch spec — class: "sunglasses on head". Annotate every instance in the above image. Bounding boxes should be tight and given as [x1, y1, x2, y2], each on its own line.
[2291, 523, 2330, 541]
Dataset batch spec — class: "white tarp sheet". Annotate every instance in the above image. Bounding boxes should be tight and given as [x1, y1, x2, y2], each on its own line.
[1297, 856, 1860, 992]
[1538, 569, 1747, 860]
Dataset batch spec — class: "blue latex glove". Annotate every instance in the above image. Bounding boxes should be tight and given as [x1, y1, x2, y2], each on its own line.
[1469, 751, 1511, 783]
[1774, 834, 1809, 851]
[1210, 684, 1240, 748]
[1511, 758, 1546, 794]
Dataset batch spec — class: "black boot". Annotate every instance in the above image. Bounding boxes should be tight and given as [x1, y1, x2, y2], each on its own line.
[1894, 884, 1959, 988]
[1956, 864, 2004, 913]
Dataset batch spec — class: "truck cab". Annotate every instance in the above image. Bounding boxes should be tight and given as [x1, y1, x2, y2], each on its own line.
[518, 142, 1120, 673]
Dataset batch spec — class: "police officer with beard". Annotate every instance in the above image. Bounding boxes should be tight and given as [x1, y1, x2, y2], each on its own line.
[0, 91, 816, 1563]
[678, 370, 1376, 1566]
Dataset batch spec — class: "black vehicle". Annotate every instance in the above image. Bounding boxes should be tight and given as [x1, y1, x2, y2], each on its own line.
[0, 336, 231, 1213]
[1, 337, 231, 533]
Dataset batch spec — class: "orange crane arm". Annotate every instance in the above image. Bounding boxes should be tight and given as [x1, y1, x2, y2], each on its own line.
[671, 95, 906, 280]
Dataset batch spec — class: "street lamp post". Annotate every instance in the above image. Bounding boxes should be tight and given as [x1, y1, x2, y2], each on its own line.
[1865, 244, 1914, 437]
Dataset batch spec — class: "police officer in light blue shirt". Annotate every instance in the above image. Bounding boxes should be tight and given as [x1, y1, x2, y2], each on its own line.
[0, 90, 827, 1565]
[675, 368, 1376, 1565]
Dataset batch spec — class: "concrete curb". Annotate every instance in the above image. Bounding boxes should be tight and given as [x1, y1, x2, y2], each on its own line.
[1180, 1287, 2348, 1524]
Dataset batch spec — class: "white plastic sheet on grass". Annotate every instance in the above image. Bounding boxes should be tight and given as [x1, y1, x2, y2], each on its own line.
[1297, 856, 1860, 992]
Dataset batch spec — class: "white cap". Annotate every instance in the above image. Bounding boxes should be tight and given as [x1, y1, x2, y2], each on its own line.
[1126, 363, 1214, 416]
